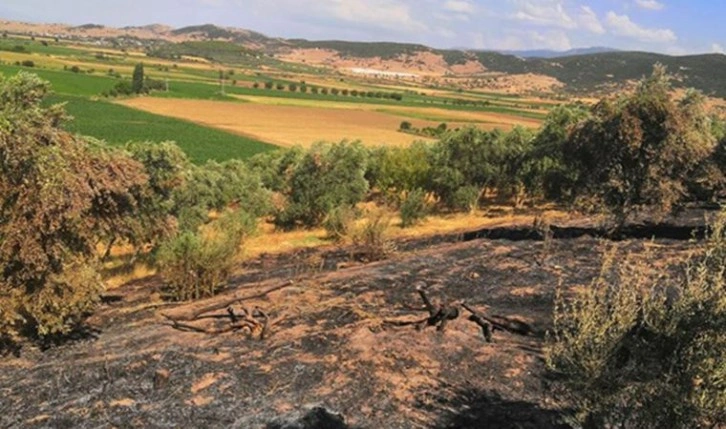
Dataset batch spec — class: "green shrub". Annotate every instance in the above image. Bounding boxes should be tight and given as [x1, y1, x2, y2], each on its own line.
[546, 214, 726, 428]
[124, 141, 189, 248]
[400, 188, 429, 228]
[350, 211, 394, 262]
[174, 159, 272, 232]
[156, 210, 254, 301]
[113, 80, 133, 96]
[274, 141, 369, 229]
[247, 146, 305, 193]
[145, 77, 166, 92]
[524, 104, 590, 201]
[452, 185, 481, 212]
[366, 142, 431, 197]
[427, 127, 506, 210]
[323, 206, 357, 242]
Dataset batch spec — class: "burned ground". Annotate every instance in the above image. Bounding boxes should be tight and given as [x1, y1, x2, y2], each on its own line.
[0, 218, 702, 429]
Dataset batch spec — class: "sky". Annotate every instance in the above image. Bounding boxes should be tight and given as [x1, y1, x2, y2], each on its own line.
[0, 0, 723, 55]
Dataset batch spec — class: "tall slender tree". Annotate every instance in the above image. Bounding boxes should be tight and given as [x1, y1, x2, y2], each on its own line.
[132, 63, 145, 94]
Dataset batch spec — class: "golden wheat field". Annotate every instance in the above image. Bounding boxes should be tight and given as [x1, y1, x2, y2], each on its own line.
[118, 97, 541, 147]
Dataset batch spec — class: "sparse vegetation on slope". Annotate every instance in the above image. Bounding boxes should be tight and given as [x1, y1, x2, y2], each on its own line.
[547, 214, 726, 428]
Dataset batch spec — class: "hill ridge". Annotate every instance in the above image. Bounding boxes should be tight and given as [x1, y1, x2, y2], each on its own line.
[4, 19, 726, 97]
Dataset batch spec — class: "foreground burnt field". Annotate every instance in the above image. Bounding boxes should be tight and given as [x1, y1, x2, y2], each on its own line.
[0, 218, 702, 429]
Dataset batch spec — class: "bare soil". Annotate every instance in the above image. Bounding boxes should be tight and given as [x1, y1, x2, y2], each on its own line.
[0, 212, 706, 429]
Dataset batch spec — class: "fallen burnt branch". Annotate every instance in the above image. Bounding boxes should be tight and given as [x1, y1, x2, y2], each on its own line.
[384, 286, 459, 332]
[162, 280, 294, 322]
[462, 303, 533, 339]
[384, 288, 534, 342]
[163, 306, 270, 340]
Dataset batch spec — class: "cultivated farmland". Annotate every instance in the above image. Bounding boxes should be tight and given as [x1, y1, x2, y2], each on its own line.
[119, 97, 540, 147]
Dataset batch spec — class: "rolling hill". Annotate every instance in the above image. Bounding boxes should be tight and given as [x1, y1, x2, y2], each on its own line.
[4, 19, 726, 97]
[496, 47, 619, 58]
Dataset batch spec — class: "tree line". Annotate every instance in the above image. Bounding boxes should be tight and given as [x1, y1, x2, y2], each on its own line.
[254, 80, 404, 100]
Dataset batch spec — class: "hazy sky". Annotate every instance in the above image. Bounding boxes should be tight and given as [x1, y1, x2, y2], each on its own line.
[0, 0, 722, 54]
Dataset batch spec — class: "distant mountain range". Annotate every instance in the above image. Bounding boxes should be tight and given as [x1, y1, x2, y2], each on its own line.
[495, 47, 619, 59]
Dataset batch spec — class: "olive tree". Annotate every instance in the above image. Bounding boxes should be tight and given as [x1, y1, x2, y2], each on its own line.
[427, 127, 518, 210]
[275, 141, 369, 229]
[0, 73, 149, 339]
[564, 65, 715, 227]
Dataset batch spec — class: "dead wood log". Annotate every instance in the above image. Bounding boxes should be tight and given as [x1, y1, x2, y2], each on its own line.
[384, 287, 459, 332]
[382, 316, 431, 328]
[467, 313, 493, 342]
[162, 305, 270, 339]
[462, 303, 532, 337]
[162, 280, 294, 321]
[253, 307, 270, 340]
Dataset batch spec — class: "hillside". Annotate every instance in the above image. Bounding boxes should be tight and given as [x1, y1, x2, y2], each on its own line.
[1, 213, 704, 428]
[477, 51, 726, 96]
[4, 19, 726, 96]
[496, 47, 618, 58]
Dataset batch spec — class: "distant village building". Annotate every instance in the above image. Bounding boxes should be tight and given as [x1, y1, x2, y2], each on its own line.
[349, 67, 418, 79]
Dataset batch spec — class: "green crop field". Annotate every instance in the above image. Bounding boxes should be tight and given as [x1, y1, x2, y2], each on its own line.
[0, 38, 89, 57]
[151, 78, 549, 119]
[48, 95, 277, 163]
[0, 64, 118, 96]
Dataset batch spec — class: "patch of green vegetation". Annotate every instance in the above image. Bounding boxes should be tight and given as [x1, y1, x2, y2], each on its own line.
[48, 95, 277, 163]
[437, 49, 471, 66]
[149, 40, 259, 61]
[375, 108, 488, 124]
[0, 37, 91, 57]
[473, 51, 535, 74]
[289, 40, 431, 60]
[151, 77, 547, 119]
[0, 64, 117, 96]
[149, 79, 241, 101]
[146, 40, 304, 70]
[171, 24, 271, 46]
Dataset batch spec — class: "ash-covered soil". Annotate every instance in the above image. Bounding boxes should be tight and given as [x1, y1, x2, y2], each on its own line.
[0, 218, 701, 429]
